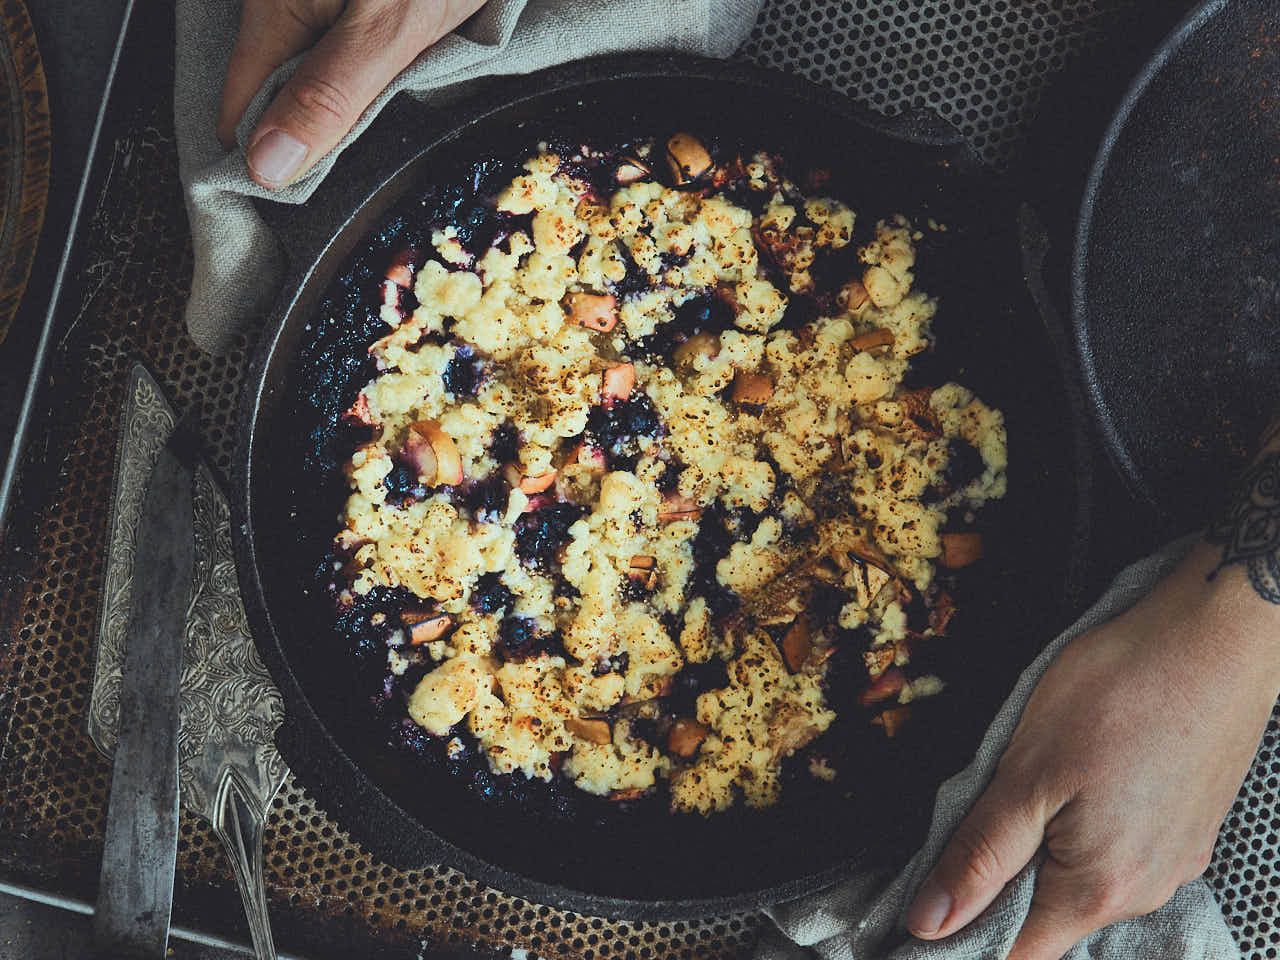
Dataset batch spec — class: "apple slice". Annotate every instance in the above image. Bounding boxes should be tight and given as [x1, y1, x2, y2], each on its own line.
[521, 492, 554, 513]
[840, 279, 871, 312]
[608, 787, 648, 802]
[667, 718, 710, 758]
[850, 327, 894, 352]
[863, 646, 895, 678]
[872, 705, 911, 738]
[665, 132, 714, 185]
[601, 363, 635, 405]
[565, 717, 612, 745]
[928, 590, 958, 635]
[405, 419, 462, 486]
[940, 532, 984, 569]
[627, 555, 658, 590]
[658, 493, 702, 523]
[897, 388, 942, 437]
[400, 609, 439, 625]
[731, 372, 774, 406]
[408, 614, 454, 646]
[402, 433, 437, 484]
[857, 667, 905, 707]
[673, 331, 720, 371]
[781, 617, 811, 673]
[568, 293, 618, 332]
[519, 470, 557, 495]
[385, 246, 419, 288]
[852, 560, 893, 608]
[615, 157, 652, 185]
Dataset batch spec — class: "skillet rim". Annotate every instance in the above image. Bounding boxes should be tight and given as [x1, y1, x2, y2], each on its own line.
[1070, 0, 1231, 517]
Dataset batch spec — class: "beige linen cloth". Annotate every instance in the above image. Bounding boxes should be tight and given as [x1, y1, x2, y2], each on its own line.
[175, 6, 1241, 957]
[174, 0, 762, 353]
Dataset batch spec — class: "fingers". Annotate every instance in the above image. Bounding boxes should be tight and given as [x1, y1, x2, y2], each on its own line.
[906, 777, 1050, 940]
[1008, 839, 1191, 960]
[217, 0, 338, 150]
[1006, 859, 1106, 960]
[245, 0, 485, 189]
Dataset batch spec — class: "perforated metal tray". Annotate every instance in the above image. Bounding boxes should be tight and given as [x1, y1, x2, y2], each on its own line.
[2, 0, 1275, 958]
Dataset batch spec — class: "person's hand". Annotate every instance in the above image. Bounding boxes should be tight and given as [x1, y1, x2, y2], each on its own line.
[218, 0, 486, 189]
[905, 537, 1280, 959]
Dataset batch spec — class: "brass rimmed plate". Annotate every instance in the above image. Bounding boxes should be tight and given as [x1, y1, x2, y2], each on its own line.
[0, 0, 49, 346]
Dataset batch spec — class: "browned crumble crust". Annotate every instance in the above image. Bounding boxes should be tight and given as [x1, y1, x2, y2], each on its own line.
[333, 136, 1008, 815]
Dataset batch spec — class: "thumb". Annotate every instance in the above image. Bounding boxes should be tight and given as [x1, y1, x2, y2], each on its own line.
[906, 776, 1050, 940]
[246, 0, 482, 189]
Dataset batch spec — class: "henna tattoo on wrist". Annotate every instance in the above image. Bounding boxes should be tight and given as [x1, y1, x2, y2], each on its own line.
[1206, 443, 1280, 605]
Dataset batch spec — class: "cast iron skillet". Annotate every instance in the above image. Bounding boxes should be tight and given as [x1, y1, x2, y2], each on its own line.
[1073, 0, 1280, 526]
[234, 54, 1091, 920]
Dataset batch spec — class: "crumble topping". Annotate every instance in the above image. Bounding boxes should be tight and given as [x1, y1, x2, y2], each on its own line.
[330, 135, 1008, 815]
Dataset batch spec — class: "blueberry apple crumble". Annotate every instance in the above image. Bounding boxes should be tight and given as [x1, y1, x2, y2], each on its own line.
[329, 134, 1007, 815]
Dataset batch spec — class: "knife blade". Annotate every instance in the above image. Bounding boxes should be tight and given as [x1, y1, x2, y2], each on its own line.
[93, 426, 196, 959]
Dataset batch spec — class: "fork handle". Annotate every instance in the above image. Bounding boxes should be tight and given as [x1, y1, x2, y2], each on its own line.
[211, 771, 277, 960]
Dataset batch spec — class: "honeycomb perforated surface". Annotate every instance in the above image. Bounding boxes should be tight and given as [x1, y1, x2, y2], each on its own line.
[0, 1, 1275, 958]
[739, 0, 1132, 165]
[1206, 717, 1280, 960]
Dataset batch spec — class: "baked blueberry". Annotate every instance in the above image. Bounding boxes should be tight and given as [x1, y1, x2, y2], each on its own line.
[473, 572, 514, 614]
[383, 460, 425, 505]
[463, 474, 509, 521]
[442, 345, 483, 398]
[514, 503, 585, 566]
[490, 422, 520, 463]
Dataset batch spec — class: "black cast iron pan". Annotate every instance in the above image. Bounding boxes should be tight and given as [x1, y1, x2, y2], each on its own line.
[1073, 0, 1279, 528]
[233, 54, 1091, 920]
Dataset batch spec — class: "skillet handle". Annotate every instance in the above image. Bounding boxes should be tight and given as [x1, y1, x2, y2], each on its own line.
[253, 93, 433, 271]
[871, 106, 971, 151]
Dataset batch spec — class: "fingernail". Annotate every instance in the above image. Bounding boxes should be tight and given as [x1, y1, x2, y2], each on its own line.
[906, 878, 952, 937]
[248, 129, 307, 186]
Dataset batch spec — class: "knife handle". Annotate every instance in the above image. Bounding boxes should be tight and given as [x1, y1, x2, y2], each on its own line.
[212, 772, 278, 960]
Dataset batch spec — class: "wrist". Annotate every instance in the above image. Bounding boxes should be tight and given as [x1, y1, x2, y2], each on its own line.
[1181, 541, 1280, 692]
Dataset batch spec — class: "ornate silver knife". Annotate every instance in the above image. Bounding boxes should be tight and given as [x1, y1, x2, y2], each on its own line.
[90, 366, 286, 960]
[93, 423, 195, 958]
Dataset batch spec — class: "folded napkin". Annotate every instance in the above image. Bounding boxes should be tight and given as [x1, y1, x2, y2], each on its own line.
[754, 535, 1241, 960]
[174, 0, 762, 353]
